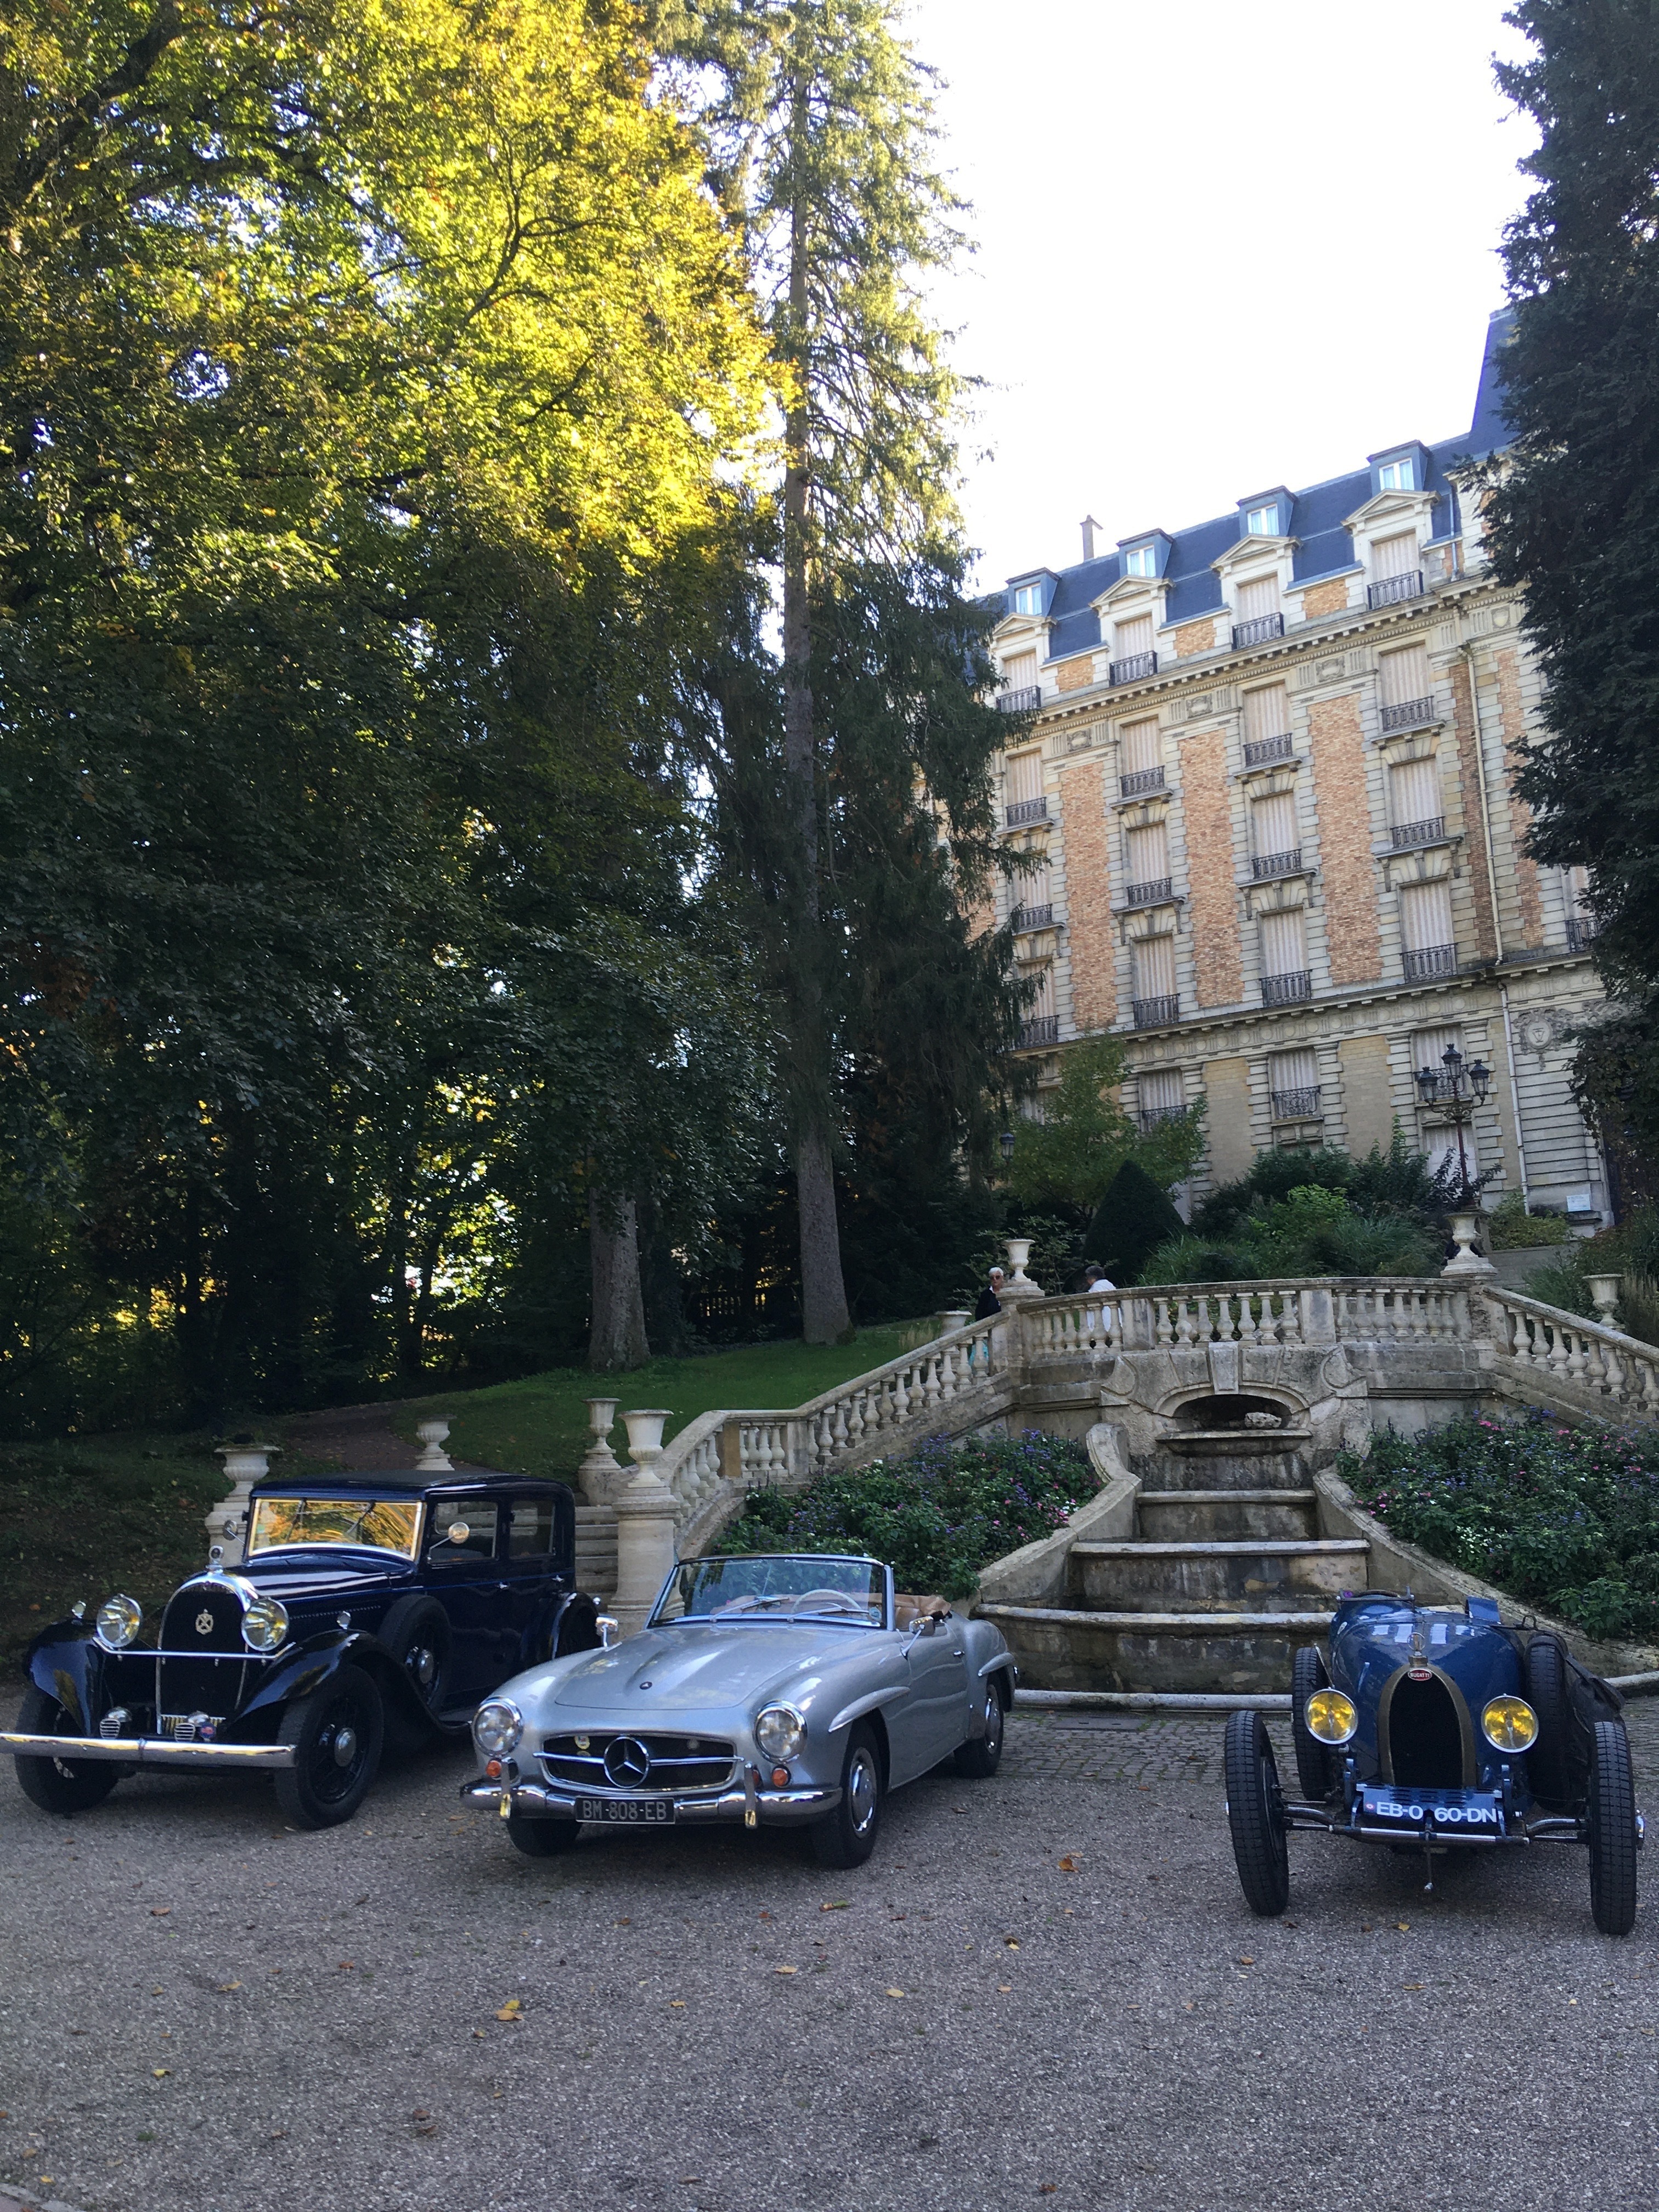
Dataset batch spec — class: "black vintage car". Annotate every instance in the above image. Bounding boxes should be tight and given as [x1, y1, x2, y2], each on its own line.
[3, 1472, 602, 1829]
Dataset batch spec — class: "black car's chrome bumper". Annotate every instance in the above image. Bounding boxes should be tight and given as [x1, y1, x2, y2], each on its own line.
[2, 1730, 296, 1771]
[461, 1774, 842, 1827]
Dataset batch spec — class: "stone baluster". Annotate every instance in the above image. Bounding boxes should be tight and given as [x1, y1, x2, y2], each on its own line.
[613, 1410, 679, 1638]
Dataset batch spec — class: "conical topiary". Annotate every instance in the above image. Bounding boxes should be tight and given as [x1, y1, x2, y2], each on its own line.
[1082, 1158, 1186, 1286]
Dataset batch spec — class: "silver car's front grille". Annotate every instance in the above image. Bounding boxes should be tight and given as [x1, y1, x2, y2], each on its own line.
[539, 1732, 736, 1794]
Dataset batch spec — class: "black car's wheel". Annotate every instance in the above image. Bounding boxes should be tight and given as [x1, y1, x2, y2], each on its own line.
[1525, 1637, 1572, 1805]
[506, 1812, 583, 1857]
[1224, 1708, 1290, 1918]
[812, 1723, 883, 1869]
[1588, 1718, 1639, 1938]
[273, 1666, 385, 1830]
[954, 1679, 1006, 1779]
[11, 1686, 120, 1817]
[378, 1596, 453, 1715]
[1290, 1645, 1336, 1801]
[553, 1593, 602, 1658]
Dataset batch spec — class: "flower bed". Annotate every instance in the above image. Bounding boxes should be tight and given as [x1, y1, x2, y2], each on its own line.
[1340, 1413, 1659, 1643]
[721, 1430, 1101, 1600]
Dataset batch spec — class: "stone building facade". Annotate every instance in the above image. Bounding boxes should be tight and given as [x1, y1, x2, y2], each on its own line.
[990, 313, 1608, 1220]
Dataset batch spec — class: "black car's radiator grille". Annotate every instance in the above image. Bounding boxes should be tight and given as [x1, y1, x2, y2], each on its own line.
[155, 1655, 251, 1724]
[539, 1732, 735, 1793]
[161, 1582, 247, 1654]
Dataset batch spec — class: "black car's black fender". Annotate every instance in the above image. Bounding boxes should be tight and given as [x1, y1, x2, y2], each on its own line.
[238, 1629, 446, 1739]
[545, 1588, 601, 1661]
[23, 1624, 106, 1731]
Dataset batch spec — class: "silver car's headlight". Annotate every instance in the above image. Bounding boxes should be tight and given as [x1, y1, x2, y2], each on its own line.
[474, 1700, 523, 1758]
[94, 1594, 143, 1651]
[755, 1705, 805, 1762]
[241, 1598, 290, 1654]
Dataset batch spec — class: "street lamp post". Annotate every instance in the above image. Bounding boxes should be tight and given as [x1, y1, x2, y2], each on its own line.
[1414, 1043, 1491, 1203]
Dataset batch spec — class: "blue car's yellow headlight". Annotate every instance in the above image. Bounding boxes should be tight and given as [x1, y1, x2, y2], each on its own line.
[1305, 1688, 1358, 1745]
[1482, 1695, 1538, 1752]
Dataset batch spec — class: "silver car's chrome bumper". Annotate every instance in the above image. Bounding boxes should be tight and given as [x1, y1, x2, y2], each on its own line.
[462, 1775, 842, 1827]
[2, 1730, 296, 1771]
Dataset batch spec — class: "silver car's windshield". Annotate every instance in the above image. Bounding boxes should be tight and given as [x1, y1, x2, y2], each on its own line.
[652, 1554, 885, 1627]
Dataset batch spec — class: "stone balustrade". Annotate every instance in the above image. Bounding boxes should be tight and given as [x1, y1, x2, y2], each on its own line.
[1487, 1285, 1659, 1413]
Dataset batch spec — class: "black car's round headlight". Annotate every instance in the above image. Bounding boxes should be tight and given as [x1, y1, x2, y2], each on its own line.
[755, 1705, 805, 1762]
[94, 1594, 143, 1651]
[474, 1700, 523, 1758]
[241, 1598, 290, 1654]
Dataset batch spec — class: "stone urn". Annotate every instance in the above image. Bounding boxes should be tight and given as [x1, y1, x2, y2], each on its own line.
[209, 1442, 279, 1565]
[935, 1309, 971, 1338]
[998, 1237, 1044, 1304]
[1442, 1210, 1496, 1278]
[577, 1396, 623, 1503]
[1587, 1272, 1623, 1326]
[415, 1419, 453, 1472]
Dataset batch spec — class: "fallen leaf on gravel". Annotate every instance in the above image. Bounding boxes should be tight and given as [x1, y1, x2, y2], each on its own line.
[1238, 1956, 1254, 1966]
[819, 1900, 848, 1912]
[149, 1908, 171, 1917]
[885, 1988, 905, 1999]
[774, 1966, 797, 1976]
[1395, 1922, 1410, 1933]
[494, 1998, 523, 2021]
[669, 1999, 686, 2008]
[1057, 1857, 1076, 1871]
[759, 1910, 773, 1920]
[1040, 2187, 1058, 2196]
[151, 2068, 170, 2078]
[338, 1961, 357, 1971]
[1402, 1983, 1425, 1991]
[998, 1984, 1012, 1993]
[217, 1982, 242, 1993]
[415, 2125, 437, 2137]
[614, 1917, 631, 1926]
[471, 2029, 486, 2040]
[412, 2111, 430, 2120]
[1003, 1938, 1020, 1950]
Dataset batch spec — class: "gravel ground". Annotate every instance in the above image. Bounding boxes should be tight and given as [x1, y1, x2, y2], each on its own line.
[4, 1705, 1659, 2212]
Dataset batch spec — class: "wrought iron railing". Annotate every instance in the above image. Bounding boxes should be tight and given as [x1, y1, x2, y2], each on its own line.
[1005, 796, 1048, 828]
[1368, 572, 1424, 610]
[1109, 651, 1158, 686]
[1380, 695, 1436, 732]
[1270, 1086, 1322, 1120]
[1232, 612, 1284, 649]
[1138, 1105, 1188, 1133]
[1260, 969, 1312, 1006]
[1131, 994, 1180, 1028]
[1119, 765, 1165, 797]
[1402, 943, 1457, 982]
[997, 686, 1042, 714]
[1251, 848, 1302, 879]
[1012, 902, 1053, 932]
[1566, 916, 1596, 953]
[1243, 732, 1293, 767]
[1125, 877, 1173, 907]
[1390, 816, 1445, 849]
[1018, 1015, 1059, 1049]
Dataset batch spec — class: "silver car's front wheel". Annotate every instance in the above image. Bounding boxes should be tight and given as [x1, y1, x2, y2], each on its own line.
[812, 1723, 883, 1868]
[955, 1680, 1006, 1779]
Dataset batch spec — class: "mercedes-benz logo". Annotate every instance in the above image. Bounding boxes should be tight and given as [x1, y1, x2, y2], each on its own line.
[195, 1609, 215, 1636]
[602, 1736, 651, 1787]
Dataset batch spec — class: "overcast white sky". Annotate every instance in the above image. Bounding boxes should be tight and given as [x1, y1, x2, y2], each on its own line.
[904, 0, 1536, 590]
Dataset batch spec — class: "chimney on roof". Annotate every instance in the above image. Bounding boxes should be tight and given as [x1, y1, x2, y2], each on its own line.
[1080, 515, 1101, 562]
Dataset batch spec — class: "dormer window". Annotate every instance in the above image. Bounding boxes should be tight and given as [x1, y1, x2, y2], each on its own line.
[1124, 545, 1157, 578]
[1378, 458, 1417, 492]
[1244, 504, 1278, 537]
[1013, 583, 1044, 615]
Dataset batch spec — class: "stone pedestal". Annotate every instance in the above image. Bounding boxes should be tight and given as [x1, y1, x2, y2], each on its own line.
[210, 1443, 279, 1565]
[1442, 1211, 1497, 1278]
[612, 1409, 678, 1635]
[577, 1396, 623, 1503]
[998, 1238, 1045, 1305]
[415, 1420, 453, 1472]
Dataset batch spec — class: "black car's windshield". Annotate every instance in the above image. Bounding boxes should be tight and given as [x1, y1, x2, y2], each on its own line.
[246, 1496, 422, 1562]
[652, 1554, 885, 1627]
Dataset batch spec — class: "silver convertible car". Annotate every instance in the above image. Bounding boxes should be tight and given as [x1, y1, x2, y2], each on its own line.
[461, 1552, 1018, 1867]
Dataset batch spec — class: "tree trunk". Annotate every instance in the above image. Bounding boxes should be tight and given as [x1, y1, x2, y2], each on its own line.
[781, 78, 851, 1347]
[588, 1187, 649, 1369]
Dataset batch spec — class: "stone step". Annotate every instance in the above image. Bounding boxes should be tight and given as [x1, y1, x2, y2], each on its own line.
[1071, 1537, 1368, 1615]
[575, 1504, 618, 1598]
[978, 1602, 1330, 1695]
[1137, 1488, 1318, 1540]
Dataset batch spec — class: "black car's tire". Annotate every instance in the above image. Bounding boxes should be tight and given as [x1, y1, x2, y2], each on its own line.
[1224, 1708, 1290, 1918]
[953, 1679, 1006, 1779]
[1290, 1645, 1336, 1801]
[11, 1686, 120, 1817]
[506, 1813, 583, 1857]
[1588, 1718, 1639, 1938]
[811, 1723, 883, 1869]
[378, 1596, 452, 1716]
[273, 1666, 385, 1830]
[1524, 1637, 1572, 1805]
[554, 1593, 602, 1658]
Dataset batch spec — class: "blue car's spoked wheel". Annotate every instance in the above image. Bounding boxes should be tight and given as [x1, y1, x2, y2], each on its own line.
[1588, 1718, 1639, 1937]
[274, 1666, 385, 1830]
[1224, 1708, 1290, 1917]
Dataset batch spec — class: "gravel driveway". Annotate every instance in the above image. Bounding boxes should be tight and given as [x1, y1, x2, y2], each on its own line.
[4, 1706, 1658, 2212]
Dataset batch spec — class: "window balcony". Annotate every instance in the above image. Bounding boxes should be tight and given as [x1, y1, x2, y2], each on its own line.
[1138, 1105, 1188, 1133]
[1566, 916, 1596, 952]
[1005, 796, 1048, 828]
[1402, 943, 1458, 982]
[1380, 695, 1436, 733]
[1109, 651, 1158, 686]
[1390, 816, 1446, 849]
[1368, 572, 1424, 610]
[1131, 994, 1180, 1029]
[1243, 732, 1293, 768]
[1251, 848, 1302, 880]
[1270, 1086, 1322, 1121]
[997, 686, 1042, 714]
[1125, 877, 1173, 907]
[1232, 612, 1284, 650]
[1120, 765, 1166, 798]
[1260, 969, 1313, 1007]
[1017, 1015, 1059, 1049]
[1012, 902, 1054, 932]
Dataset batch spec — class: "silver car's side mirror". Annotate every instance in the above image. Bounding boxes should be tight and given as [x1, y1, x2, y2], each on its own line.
[597, 1615, 619, 1649]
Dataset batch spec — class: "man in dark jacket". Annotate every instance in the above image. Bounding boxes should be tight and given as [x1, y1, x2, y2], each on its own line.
[974, 1267, 1006, 1319]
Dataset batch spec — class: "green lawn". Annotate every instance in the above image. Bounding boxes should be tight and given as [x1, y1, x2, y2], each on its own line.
[389, 1327, 911, 1480]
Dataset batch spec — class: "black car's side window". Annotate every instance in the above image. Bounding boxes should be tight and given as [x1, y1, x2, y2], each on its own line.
[428, 1499, 498, 1560]
[506, 1499, 554, 1559]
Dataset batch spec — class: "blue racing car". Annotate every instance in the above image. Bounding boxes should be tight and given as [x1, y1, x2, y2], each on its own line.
[1225, 1592, 1644, 1934]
